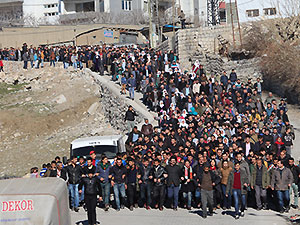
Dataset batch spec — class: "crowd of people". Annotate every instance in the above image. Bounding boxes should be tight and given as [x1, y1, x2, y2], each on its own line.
[4, 43, 299, 223]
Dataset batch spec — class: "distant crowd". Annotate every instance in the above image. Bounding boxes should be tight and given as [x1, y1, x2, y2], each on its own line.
[5, 43, 299, 221]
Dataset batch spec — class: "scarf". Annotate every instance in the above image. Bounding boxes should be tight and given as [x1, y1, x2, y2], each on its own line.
[100, 162, 109, 170]
[184, 166, 193, 180]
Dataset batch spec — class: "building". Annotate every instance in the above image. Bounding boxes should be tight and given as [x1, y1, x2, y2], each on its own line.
[23, 0, 60, 24]
[0, 0, 23, 25]
[62, 0, 145, 14]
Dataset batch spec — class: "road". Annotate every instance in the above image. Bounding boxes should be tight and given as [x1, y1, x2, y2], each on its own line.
[71, 207, 295, 225]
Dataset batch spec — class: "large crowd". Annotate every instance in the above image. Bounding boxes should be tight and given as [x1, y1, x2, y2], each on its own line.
[1, 43, 299, 224]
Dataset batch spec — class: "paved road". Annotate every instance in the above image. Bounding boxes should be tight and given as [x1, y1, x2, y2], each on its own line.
[71, 207, 295, 225]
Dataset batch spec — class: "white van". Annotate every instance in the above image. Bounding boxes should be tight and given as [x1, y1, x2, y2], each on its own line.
[70, 135, 126, 159]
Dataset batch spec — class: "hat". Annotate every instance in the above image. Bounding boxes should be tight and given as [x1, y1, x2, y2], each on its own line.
[90, 151, 95, 155]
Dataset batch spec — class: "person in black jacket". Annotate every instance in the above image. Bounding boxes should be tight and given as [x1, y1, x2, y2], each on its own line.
[66, 156, 82, 212]
[165, 156, 182, 210]
[125, 105, 138, 134]
[288, 158, 300, 209]
[150, 158, 167, 210]
[126, 158, 140, 211]
[138, 158, 152, 209]
[49, 161, 67, 181]
[180, 160, 196, 210]
[110, 158, 127, 211]
[79, 172, 102, 225]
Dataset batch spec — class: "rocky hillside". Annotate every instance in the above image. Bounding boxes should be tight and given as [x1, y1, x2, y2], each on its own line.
[0, 62, 117, 177]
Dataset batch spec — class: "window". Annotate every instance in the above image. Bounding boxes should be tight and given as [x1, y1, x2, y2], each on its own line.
[246, 9, 259, 17]
[44, 4, 58, 8]
[122, 0, 132, 11]
[264, 8, 276, 15]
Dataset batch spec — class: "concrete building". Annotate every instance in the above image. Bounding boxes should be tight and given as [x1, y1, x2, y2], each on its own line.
[225, 0, 283, 23]
[62, 0, 145, 14]
[23, 0, 60, 24]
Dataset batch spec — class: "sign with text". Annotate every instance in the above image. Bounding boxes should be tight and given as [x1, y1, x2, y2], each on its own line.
[104, 30, 114, 38]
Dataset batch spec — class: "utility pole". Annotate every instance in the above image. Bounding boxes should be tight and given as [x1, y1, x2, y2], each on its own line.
[229, 0, 236, 49]
[172, 0, 176, 51]
[234, 0, 243, 48]
[156, 0, 160, 43]
[148, 0, 153, 48]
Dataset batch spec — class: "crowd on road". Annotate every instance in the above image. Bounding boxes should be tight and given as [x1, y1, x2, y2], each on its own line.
[3, 43, 299, 223]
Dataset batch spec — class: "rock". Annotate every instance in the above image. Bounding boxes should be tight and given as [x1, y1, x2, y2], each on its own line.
[25, 97, 32, 102]
[14, 132, 21, 137]
[87, 102, 100, 115]
[53, 94, 67, 104]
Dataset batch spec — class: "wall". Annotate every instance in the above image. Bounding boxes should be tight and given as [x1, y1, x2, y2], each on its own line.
[175, 25, 234, 70]
[0, 23, 144, 48]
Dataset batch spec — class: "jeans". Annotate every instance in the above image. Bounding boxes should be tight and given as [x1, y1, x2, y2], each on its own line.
[127, 121, 135, 133]
[129, 87, 134, 99]
[23, 61, 28, 69]
[50, 60, 55, 67]
[153, 185, 165, 208]
[113, 183, 126, 209]
[30, 60, 34, 68]
[127, 183, 136, 206]
[277, 190, 290, 210]
[183, 192, 192, 208]
[73, 61, 77, 69]
[101, 182, 111, 205]
[40, 59, 44, 68]
[290, 183, 299, 206]
[221, 184, 231, 208]
[68, 183, 79, 208]
[35, 60, 39, 68]
[64, 62, 69, 69]
[254, 185, 267, 208]
[232, 189, 246, 216]
[140, 182, 152, 206]
[167, 184, 180, 208]
[80, 186, 85, 202]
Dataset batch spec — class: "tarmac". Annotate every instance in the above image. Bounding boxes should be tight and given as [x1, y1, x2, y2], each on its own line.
[71, 206, 295, 225]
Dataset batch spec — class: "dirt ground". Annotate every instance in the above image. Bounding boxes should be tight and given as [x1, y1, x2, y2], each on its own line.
[0, 64, 117, 177]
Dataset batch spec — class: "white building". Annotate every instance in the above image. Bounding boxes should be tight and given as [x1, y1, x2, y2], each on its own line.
[225, 0, 297, 23]
[22, 0, 60, 24]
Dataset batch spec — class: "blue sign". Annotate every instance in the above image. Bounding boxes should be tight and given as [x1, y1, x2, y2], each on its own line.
[104, 30, 113, 38]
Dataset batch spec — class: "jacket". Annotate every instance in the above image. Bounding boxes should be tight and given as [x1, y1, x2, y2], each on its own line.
[150, 165, 167, 186]
[288, 165, 300, 184]
[250, 165, 270, 189]
[165, 164, 182, 187]
[271, 167, 293, 190]
[226, 169, 249, 195]
[125, 110, 137, 122]
[96, 162, 111, 183]
[79, 176, 102, 195]
[49, 168, 67, 181]
[110, 165, 127, 184]
[66, 164, 82, 184]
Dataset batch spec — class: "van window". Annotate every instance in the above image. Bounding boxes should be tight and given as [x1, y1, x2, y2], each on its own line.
[72, 145, 118, 158]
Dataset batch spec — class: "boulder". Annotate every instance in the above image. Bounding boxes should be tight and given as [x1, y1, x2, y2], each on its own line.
[53, 94, 67, 104]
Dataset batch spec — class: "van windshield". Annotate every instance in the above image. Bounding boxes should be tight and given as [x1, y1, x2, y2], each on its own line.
[72, 145, 118, 159]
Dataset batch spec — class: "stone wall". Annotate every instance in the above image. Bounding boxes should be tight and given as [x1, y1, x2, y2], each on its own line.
[175, 25, 236, 71]
[84, 70, 146, 133]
